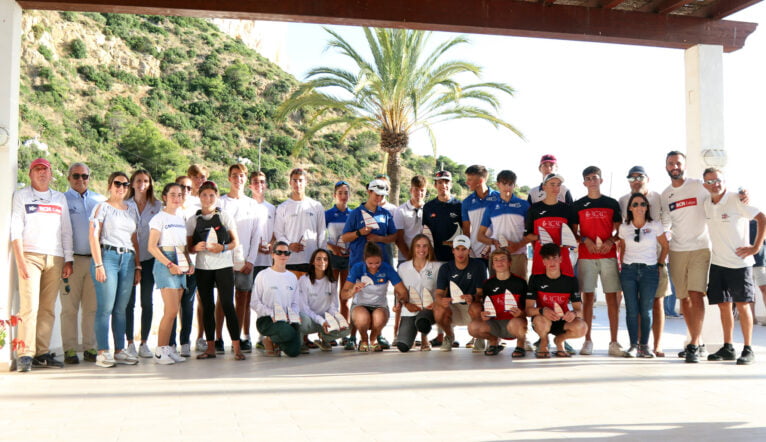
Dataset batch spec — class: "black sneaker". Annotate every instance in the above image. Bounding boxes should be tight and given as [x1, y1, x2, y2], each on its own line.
[684, 344, 699, 363]
[16, 356, 33, 372]
[708, 344, 736, 361]
[215, 339, 225, 354]
[83, 349, 97, 363]
[377, 336, 391, 350]
[64, 350, 79, 365]
[430, 337, 443, 347]
[737, 346, 755, 365]
[240, 339, 252, 353]
[32, 353, 64, 368]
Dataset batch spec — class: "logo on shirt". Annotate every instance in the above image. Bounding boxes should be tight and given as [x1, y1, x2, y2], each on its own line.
[509, 203, 521, 208]
[25, 204, 62, 215]
[452, 273, 459, 279]
[583, 209, 609, 219]
[539, 210, 547, 215]
[584, 202, 591, 207]
[492, 287, 500, 293]
[449, 212, 458, 218]
[540, 285, 549, 289]
[668, 197, 697, 212]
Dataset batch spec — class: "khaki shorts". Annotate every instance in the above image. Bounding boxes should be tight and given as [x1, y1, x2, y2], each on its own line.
[510, 254, 528, 280]
[450, 303, 472, 326]
[655, 264, 670, 298]
[578, 258, 621, 293]
[669, 249, 711, 299]
[754, 266, 766, 287]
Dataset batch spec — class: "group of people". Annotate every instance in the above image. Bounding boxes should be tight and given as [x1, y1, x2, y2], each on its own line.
[11, 151, 765, 372]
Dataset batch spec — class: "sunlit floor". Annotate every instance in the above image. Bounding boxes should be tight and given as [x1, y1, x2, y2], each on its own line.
[2, 302, 765, 441]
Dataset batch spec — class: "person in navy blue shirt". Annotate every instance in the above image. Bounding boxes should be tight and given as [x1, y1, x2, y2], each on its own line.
[422, 171, 463, 262]
[340, 179, 397, 268]
[462, 164, 500, 262]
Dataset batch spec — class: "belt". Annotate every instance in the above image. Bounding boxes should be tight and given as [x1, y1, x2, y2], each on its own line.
[74, 253, 92, 257]
[102, 244, 133, 254]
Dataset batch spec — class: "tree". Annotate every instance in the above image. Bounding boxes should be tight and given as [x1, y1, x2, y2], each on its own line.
[278, 27, 523, 204]
[119, 120, 184, 182]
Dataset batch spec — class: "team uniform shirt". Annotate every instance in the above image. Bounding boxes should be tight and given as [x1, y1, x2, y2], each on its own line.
[527, 273, 581, 314]
[482, 275, 528, 320]
[347, 261, 402, 307]
[661, 178, 710, 252]
[65, 188, 105, 255]
[11, 186, 74, 261]
[251, 267, 300, 319]
[527, 184, 574, 205]
[274, 197, 327, 265]
[326, 204, 351, 250]
[618, 220, 665, 265]
[297, 275, 339, 324]
[463, 189, 500, 257]
[573, 195, 622, 260]
[219, 194, 260, 264]
[422, 197, 463, 262]
[186, 210, 238, 270]
[704, 191, 761, 268]
[436, 258, 488, 304]
[480, 195, 530, 255]
[253, 200, 275, 267]
[90, 203, 139, 251]
[618, 190, 663, 225]
[393, 201, 425, 260]
[148, 210, 187, 248]
[126, 198, 162, 262]
[525, 201, 577, 276]
[343, 205, 397, 266]
[397, 260, 443, 317]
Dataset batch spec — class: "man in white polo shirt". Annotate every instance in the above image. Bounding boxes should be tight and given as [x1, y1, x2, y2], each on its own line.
[702, 168, 765, 365]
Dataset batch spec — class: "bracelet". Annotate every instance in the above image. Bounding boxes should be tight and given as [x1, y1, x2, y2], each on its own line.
[538, 307, 544, 316]
[135, 266, 142, 270]
[355, 230, 361, 238]
[166, 261, 174, 268]
[95, 264, 103, 268]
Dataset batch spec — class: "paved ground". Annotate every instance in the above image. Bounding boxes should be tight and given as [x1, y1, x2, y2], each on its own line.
[2, 303, 765, 441]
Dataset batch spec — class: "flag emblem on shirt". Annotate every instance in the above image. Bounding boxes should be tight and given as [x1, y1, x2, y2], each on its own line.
[26, 204, 62, 215]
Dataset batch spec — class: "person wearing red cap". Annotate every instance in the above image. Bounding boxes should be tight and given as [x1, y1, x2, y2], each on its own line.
[527, 154, 574, 205]
[11, 158, 74, 372]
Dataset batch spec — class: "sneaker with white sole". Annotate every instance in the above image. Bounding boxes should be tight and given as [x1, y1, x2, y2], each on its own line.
[608, 341, 624, 357]
[96, 352, 116, 368]
[138, 343, 154, 358]
[580, 340, 594, 355]
[114, 351, 138, 365]
[126, 343, 138, 359]
[524, 340, 534, 352]
[472, 338, 486, 353]
[180, 343, 191, 357]
[196, 338, 208, 352]
[314, 339, 332, 352]
[440, 335, 454, 352]
[168, 346, 186, 363]
[624, 345, 638, 358]
[154, 346, 175, 365]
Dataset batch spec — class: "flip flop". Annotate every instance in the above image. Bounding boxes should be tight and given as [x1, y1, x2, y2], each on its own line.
[234, 352, 246, 361]
[512, 347, 526, 358]
[358, 342, 370, 352]
[554, 350, 571, 358]
[484, 345, 504, 356]
[535, 350, 550, 359]
[196, 352, 216, 360]
[372, 343, 383, 352]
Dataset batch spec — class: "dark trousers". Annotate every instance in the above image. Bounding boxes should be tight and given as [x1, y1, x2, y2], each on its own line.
[197, 267, 239, 342]
[125, 258, 154, 341]
[256, 316, 301, 357]
[170, 274, 196, 346]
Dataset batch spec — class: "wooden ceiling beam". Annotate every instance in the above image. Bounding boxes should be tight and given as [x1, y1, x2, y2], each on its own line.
[600, 0, 628, 9]
[647, 0, 696, 14]
[17, 0, 759, 52]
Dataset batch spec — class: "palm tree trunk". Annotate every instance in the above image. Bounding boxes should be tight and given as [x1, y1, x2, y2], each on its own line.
[386, 149, 403, 206]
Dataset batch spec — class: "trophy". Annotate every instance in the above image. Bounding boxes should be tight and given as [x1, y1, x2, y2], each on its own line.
[561, 224, 578, 249]
[504, 289, 518, 311]
[449, 281, 464, 304]
[409, 286, 422, 307]
[422, 288, 434, 307]
[483, 297, 497, 317]
[334, 312, 350, 329]
[497, 234, 509, 248]
[206, 227, 218, 251]
[360, 275, 374, 287]
[288, 306, 301, 324]
[273, 303, 288, 322]
[175, 247, 190, 273]
[553, 302, 565, 318]
[325, 312, 340, 332]
[362, 211, 380, 230]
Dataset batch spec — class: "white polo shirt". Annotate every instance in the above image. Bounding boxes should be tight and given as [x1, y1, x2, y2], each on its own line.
[705, 191, 760, 268]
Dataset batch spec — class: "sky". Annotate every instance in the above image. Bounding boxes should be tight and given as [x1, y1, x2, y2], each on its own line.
[283, 4, 766, 206]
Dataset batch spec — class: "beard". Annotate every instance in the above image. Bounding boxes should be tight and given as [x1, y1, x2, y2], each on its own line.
[667, 169, 684, 180]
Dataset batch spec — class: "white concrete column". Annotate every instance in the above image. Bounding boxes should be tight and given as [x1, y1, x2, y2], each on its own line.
[0, 0, 22, 371]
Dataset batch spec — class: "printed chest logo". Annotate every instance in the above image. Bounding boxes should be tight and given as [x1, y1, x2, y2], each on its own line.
[492, 287, 500, 293]
[449, 212, 458, 218]
[720, 213, 730, 221]
[539, 210, 547, 215]
[584, 202, 591, 207]
[540, 219, 562, 229]
[668, 197, 697, 212]
[583, 209, 609, 219]
[509, 203, 521, 208]
[26, 204, 62, 215]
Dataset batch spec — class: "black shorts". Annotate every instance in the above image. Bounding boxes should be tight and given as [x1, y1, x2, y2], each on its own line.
[549, 319, 567, 336]
[330, 254, 349, 271]
[286, 263, 310, 273]
[707, 264, 754, 304]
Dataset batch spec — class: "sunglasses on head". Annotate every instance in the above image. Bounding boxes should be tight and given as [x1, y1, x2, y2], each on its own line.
[631, 202, 647, 208]
[335, 180, 350, 188]
[71, 173, 90, 180]
[274, 249, 292, 256]
[113, 181, 131, 188]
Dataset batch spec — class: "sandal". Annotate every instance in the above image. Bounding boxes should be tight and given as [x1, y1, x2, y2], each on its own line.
[484, 345, 504, 356]
[535, 350, 550, 359]
[234, 352, 246, 361]
[554, 350, 571, 358]
[372, 343, 383, 352]
[512, 347, 526, 358]
[421, 342, 431, 352]
[358, 342, 370, 352]
[654, 350, 665, 358]
[196, 352, 216, 360]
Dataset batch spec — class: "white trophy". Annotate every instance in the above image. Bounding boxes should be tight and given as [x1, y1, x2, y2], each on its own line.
[449, 281, 464, 304]
[360, 275, 374, 287]
[288, 306, 301, 324]
[362, 211, 380, 230]
[273, 303, 288, 322]
[334, 312, 350, 329]
[205, 227, 218, 251]
[538, 226, 555, 245]
[483, 297, 497, 317]
[325, 312, 340, 332]
[444, 223, 463, 245]
[595, 237, 603, 250]
[409, 286, 422, 307]
[504, 289, 518, 311]
[561, 224, 578, 249]
[497, 234, 509, 248]
[553, 302, 565, 318]
[422, 288, 434, 307]
[175, 247, 190, 273]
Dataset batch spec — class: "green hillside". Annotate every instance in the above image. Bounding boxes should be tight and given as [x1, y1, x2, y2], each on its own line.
[17, 10, 473, 205]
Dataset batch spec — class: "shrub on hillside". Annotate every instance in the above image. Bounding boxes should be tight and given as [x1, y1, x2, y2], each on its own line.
[69, 39, 87, 59]
[119, 120, 184, 181]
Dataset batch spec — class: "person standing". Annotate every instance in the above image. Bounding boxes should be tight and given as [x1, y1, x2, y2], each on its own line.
[340, 179, 398, 267]
[12, 158, 73, 372]
[62, 162, 104, 364]
[249, 171, 275, 350]
[326, 180, 352, 324]
[422, 170, 463, 262]
[527, 154, 574, 204]
[462, 165, 500, 262]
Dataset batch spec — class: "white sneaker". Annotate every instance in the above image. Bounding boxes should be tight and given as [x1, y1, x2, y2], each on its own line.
[168, 346, 186, 363]
[472, 338, 486, 353]
[180, 343, 191, 357]
[96, 352, 115, 368]
[126, 343, 138, 358]
[114, 351, 138, 365]
[440, 335, 454, 352]
[608, 341, 624, 357]
[624, 345, 638, 358]
[138, 343, 154, 358]
[524, 340, 534, 352]
[154, 346, 175, 365]
[580, 340, 594, 355]
[196, 338, 208, 352]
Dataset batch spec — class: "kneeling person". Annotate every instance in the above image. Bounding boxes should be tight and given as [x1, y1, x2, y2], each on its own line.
[297, 249, 350, 351]
[527, 243, 587, 358]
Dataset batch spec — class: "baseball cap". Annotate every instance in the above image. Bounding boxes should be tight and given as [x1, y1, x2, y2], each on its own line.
[626, 166, 647, 178]
[543, 173, 565, 184]
[434, 170, 452, 181]
[539, 154, 557, 166]
[367, 179, 389, 196]
[452, 234, 471, 249]
[30, 158, 51, 171]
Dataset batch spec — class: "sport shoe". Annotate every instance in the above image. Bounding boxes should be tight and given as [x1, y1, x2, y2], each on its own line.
[315, 339, 332, 352]
[300, 344, 310, 354]
[84, 349, 98, 362]
[608, 342, 624, 357]
[737, 346, 755, 365]
[196, 337, 208, 352]
[179, 343, 191, 357]
[168, 347, 186, 363]
[255, 339, 265, 350]
[580, 340, 594, 355]
[240, 339, 252, 353]
[16, 356, 33, 372]
[638, 344, 655, 358]
[472, 338, 486, 353]
[125, 344, 138, 359]
[32, 352, 64, 368]
[524, 340, 534, 352]
[64, 350, 79, 364]
[430, 337, 443, 347]
[154, 346, 175, 365]
[708, 344, 736, 361]
[685, 344, 700, 363]
[564, 341, 576, 355]
[344, 337, 356, 351]
[114, 351, 138, 365]
[377, 336, 391, 350]
[466, 337, 476, 348]
[96, 352, 116, 368]
[440, 335, 454, 352]
[138, 343, 153, 358]
[699, 344, 708, 358]
[215, 339, 225, 354]
[624, 345, 638, 358]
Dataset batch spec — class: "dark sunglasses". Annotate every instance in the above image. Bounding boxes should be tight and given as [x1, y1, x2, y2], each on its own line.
[71, 173, 89, 180]
[63, 277, 70, 295]
[113, 181, 131, 188]
[634, 228, 640, 243]
[627, 176, 645, 183]
[180, 185, 192, 191]
[631, 202, 647, 208]
[274, 249, 292, 256]
[704, 179, 722, 185]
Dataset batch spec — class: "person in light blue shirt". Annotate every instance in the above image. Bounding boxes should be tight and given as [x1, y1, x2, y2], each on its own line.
[62, 162, 105, 365]
[462, 165, 500, 262]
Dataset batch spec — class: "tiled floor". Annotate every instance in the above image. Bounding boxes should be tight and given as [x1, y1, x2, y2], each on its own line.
[2, 304, 765, 441]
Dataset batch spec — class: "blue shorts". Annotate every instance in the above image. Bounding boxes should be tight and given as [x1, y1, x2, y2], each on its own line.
[153, 251, 187, 290]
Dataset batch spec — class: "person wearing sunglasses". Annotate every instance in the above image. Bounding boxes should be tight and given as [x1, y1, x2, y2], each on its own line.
[251, 241, 303, 357]
[617, 193, 669, 358]
[89, 172, 141, 368]
[62, 162, 105, 365]
[171, 175, 198, 357]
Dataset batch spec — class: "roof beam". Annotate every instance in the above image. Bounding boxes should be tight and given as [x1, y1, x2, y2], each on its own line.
[643, 0, 696, 14]
[18, 0, 758, 52]
[600, 0, 628, 9]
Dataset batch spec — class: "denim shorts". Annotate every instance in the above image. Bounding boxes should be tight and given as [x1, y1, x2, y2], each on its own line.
[153, 251, 187, 290]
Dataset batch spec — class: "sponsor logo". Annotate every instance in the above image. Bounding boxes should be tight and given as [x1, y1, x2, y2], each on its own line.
[668, 197, 697, 212]
[492, 287, 500, 292]
[449, 212, 458, 218]
[25, 204, 63, 215]
[721, 213, 730, 220]
[430, 213, 436, 218]
[583, 209, 609, 219]
[452, 273, 460, 279]
[540, 285, 549, 289]
[539, 210, 547, 215]
[509, 203, 521, 208]
[584, 202, 591, 207]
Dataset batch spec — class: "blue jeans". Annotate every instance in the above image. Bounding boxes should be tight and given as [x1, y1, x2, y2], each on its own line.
[620, 263, 659, 346]
[664, 262, 679, 315]
[92, 249, 136, 351]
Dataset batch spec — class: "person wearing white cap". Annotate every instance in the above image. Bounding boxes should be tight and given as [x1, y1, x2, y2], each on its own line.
[433, 234, 488, 351]
[12, 158, 74, 372]
[340, 178, 398, 269]
[422, 170, 463, 262]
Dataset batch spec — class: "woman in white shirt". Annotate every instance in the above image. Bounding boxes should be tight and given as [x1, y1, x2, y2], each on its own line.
[298, 249, 350, 351]
[395, 234, 443, 352]
[617, 193, 669, 358]
[89, 172, 141, 368]
[251, 241, 303, 357]
[147, 183, 195, 364]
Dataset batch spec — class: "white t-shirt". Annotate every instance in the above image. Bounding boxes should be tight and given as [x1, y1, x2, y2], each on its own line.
[705, 191, 761, 268]
[148, 210, 187, 247]
[90, 202, 139, 251]
[219, 194, 259, 264]
[618, 220, 665, 265]
[251, 267, 300, 319]
[186, 210, 238, 270]
[253, 200, 275, 267]
[396, 260, 442, 317]
[618, 190, 663, 226]
[661, 178, 710, 252]
[393, 201, 424, 260]
[297, 275, 339, 324]
[274, 197, 327, 265]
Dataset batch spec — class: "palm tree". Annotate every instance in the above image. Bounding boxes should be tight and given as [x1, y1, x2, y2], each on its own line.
[278, 27, 523, 204]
